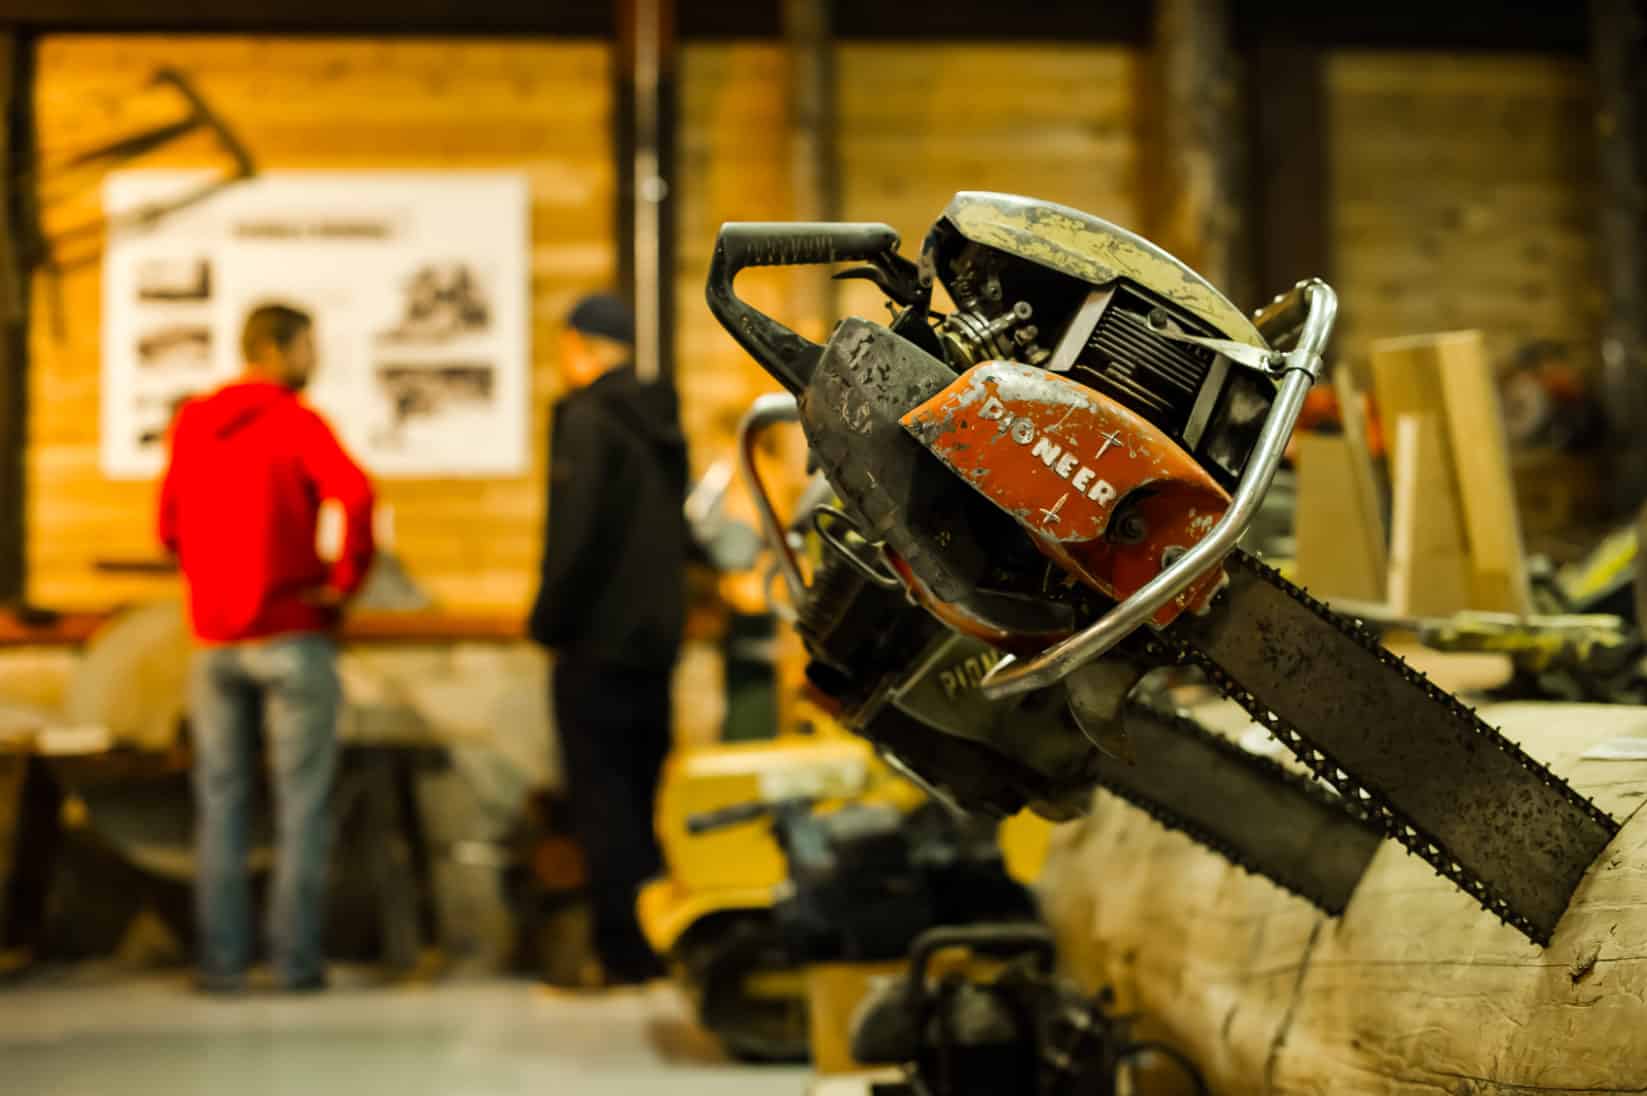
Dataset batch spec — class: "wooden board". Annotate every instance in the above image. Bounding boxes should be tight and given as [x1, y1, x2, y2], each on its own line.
[1333, 366, 1386, 540]
[1372, 331, 1531, 613]
[1042, 700, 1647, 1094]
[1432, 331, 1534, 612]
[1387, 413, 1473, 617]
[1295, 433, 1386, 603]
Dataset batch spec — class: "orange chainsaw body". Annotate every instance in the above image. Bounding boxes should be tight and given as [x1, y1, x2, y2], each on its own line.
[901, 361, 1231, 629]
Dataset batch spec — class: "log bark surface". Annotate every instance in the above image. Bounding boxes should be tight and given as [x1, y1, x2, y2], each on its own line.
[1043, 701, 1647, 1094]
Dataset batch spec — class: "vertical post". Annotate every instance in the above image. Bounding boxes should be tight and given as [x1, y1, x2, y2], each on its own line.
[0, 32, 30, 604]
[1590, 0, 1647, 515]
[1249, 40, 1331, 299]
[616, 0, 676, 383]
[783, 0, 839, 338]
[1151, 0, 1252, 307]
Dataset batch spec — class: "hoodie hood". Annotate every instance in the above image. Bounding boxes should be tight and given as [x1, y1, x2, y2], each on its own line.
[187, 379, 295, 440]
[589, 365, 686, 452]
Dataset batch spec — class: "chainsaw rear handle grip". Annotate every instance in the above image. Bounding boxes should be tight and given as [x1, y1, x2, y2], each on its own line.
[706, 221, 902, 396]
[718, 221, 901, 269]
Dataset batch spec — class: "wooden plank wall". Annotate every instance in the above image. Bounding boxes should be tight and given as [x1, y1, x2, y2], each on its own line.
[28, 36, 614, 613]
[1326, 52, 1603, 376]
[29, 42, 1596, 614]
[672, 41, 1145, 738]
[674, 41, 1147, 469]
[836, 43, 1145, 317]
[675, 42, 802, 473]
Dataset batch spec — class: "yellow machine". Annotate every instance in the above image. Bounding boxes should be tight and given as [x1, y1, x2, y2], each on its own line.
[638, 722, 919, 1061]
[639, 715, 1053, 1063]
[639, 727, 921, 960]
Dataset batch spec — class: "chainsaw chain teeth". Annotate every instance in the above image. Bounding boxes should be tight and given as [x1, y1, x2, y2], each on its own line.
[1157, 550, 1620, 946]
[1101, 699, 1378, 914]
[1123, 698, 1378, 826]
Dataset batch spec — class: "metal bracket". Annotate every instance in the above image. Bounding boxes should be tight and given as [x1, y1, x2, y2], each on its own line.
[736, 393, 808, 619]
[1145, 309, 1288, 376]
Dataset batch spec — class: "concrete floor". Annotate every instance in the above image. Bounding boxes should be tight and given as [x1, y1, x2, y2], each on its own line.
[0, 968, 809, 1096]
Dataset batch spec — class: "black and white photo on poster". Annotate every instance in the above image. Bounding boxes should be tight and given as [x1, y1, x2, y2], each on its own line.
[101, 171, 529, 479]
[377, 262, 493, 344]
[135, 256, 213, 303]
[133, 389, 196, 451]
[134, 322, 213, 372]
[369, 361, 498, 451]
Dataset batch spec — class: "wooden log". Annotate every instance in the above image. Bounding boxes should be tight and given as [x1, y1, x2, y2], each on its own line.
[1043, 700, 1647, 1094]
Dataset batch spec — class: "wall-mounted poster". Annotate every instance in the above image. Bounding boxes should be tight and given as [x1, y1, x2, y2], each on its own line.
[101, 171, 530, 479]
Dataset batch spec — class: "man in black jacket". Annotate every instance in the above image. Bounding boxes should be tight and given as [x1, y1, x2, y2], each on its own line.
[528, 294, 688, 985]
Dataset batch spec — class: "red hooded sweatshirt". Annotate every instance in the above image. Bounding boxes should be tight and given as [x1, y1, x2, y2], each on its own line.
[157, 379, 376, 643]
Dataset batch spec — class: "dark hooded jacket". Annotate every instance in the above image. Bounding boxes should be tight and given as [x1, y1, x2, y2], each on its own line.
[528, 365, 689, 668]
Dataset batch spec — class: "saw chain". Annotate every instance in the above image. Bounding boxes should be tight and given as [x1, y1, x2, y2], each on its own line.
[1162, 551, 1620, 945]
[1107, 699, 1382, 915]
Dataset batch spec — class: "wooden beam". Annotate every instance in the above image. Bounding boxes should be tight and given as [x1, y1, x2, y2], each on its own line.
[1151, 0, 1253, 304]
[616, 0, 677, 383]
[1590, 0, 1647, 516]
[0, 0, 1588, 48]
[1248, 40, 1331, 298]
[0, 1, 613, 34]
[0, 34, 28, 605]
[783, 0, 839, 337]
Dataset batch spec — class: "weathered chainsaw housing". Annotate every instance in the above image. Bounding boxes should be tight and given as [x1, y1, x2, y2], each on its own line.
[903, 362, 1231, 627]
[710, 193, 1622, 946]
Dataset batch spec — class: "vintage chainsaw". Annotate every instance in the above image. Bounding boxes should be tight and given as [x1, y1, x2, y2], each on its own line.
[736, 396, 1382, 917]
[709, 192, 1620, 945]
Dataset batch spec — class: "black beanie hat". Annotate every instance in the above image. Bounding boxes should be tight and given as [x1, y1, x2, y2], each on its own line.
[567, 293, 635, 347]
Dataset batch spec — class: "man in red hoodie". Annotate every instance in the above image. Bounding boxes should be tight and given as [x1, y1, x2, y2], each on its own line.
[158, 303, 375, 993]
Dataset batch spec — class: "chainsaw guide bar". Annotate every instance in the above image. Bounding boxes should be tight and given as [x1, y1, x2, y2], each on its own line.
[1164, 551, 1620, 945]
[1106, 700, 1383, 915]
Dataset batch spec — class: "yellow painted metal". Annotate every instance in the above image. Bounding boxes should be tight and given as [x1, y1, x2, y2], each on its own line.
[636, 877, 772, 956]
[997, 810, 1058, 886]
[640, 731, 921, 955]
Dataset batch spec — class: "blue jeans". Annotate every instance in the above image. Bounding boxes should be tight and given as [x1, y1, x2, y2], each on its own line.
[190, 633, 341, 987]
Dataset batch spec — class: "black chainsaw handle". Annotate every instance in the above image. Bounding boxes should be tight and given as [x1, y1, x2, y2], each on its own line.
[706, 221, 901, 395]
[901, 924, 1057, 1006]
